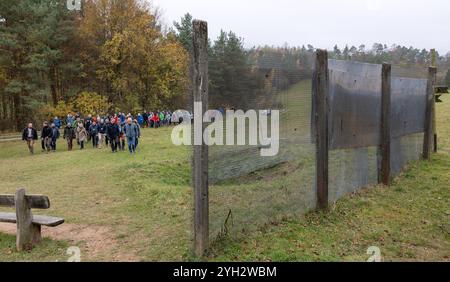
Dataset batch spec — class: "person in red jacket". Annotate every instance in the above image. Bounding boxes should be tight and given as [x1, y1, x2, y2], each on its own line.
[150, 112, 160, 128]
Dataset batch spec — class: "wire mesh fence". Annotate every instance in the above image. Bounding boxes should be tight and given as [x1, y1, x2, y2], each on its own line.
[189, 21, 436, 256]
[207, 50, 316, 243]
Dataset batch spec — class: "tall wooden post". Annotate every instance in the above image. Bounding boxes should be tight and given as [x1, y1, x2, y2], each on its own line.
[314, 50, 329, 210]
[423, 67, 437, 160]
[379, 63, 392, 185]
[192, 20, 209, 257]
[431, 49, 438, 153]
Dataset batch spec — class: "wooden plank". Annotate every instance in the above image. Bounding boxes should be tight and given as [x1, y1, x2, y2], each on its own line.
[0, 195, 14, 207]
[0, 194, 50, 209]
[0, 212, 17, 223]
[379, 63, 392, 185]
[192, 19, 209, 257]
[423, 67, 437, 160]
[0, 213, 64, 227]
[314, 49, 329, 210]
[32, 215, 65, 227]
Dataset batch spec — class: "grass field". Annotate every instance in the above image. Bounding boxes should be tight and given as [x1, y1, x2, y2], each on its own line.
[0, 127, 193, 261]
[0, 82, 449, 262]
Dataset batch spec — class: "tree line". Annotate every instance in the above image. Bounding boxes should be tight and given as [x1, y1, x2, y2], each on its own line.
[0, 0, 189, 131]
[1, 4, 449, 132]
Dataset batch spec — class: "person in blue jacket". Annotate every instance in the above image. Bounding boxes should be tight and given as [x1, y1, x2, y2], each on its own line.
[137, 113, 144, 127]
[50, 123, 60, 152]
[124, 118, 138, 154]
[53, 116, 61, 129]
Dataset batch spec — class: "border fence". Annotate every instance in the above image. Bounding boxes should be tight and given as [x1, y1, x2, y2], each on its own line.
[190, 20, 437, 256]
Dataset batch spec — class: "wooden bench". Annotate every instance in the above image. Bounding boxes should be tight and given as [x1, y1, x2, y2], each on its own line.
[0, 188, 64, 251]
[435, 86, 449, 103]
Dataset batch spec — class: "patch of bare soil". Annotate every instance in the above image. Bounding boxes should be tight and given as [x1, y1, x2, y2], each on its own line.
[0, 223, 140, 261]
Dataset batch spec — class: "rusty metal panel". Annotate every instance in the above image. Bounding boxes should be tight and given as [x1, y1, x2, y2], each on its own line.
[328, 60, 382, 150]
[391, 77, 428, 138]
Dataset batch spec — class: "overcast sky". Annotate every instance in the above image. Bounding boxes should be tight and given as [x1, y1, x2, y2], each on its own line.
[150, 0, 450, 54]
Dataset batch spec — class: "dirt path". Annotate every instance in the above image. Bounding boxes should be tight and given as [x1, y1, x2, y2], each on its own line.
[0, 223, 140, 261]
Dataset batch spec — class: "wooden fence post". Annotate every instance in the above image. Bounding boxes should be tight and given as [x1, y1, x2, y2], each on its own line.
[314, 50, 329, 210]
[192, 20, 209, 257]
[379, 63, 391, 185]
[431, 49, 438, 153]
[423, 67, 437, 160]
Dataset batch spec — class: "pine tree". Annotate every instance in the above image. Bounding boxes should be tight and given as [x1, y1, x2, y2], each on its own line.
[173, 13, 193, 53]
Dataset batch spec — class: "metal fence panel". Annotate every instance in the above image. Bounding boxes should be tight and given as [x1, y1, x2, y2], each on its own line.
[391, 77, 428, 138]
[328, 60, 382, 150]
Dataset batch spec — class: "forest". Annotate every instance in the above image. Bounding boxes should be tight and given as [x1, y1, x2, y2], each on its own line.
[1, 0, 450, 131]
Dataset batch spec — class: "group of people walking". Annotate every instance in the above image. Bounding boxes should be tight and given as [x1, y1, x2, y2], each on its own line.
[21, 111, 172, 155]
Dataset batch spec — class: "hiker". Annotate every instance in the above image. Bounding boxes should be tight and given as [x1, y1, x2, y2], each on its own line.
[133, 119, 141, 149]
[105, 118, 110, 146]
[137, 113, 144, 127]
[150, 112, 160, 128]
[118, 123, 126, 151]
[106, 119, 120, 153]
[124, 117, 138, 154]
[53, 116, 61, 129]
[142, 111, 148, 128]
[89, 120, 99, 148]
[97, 119, 106, 149]
[159, 111, 165, 127]
[74, 117, 82, 145]
[41, 121, 53, 152]
[66, 114, 74, 127]
[165, 111, 172, 126]
[119, 112, 126, 125]
[50, 123, 60, 152]
[22, 123, 38, 154]
[84, 114, 92, 139]
[63, 123, 76, 151]
[77, 122, 88, 150]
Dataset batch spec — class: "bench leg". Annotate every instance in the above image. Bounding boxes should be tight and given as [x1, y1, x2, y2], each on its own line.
[15, 188, 41, 251]
[31, 224, 42, 244]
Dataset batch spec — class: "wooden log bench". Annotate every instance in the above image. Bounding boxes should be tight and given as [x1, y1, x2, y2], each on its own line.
[0, 188, 64, 251]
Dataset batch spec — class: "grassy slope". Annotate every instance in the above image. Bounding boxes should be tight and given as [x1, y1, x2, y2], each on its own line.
[0, 127, 193, 262]
[0, 84, 448, 262]
[211, 94, 450, 262]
